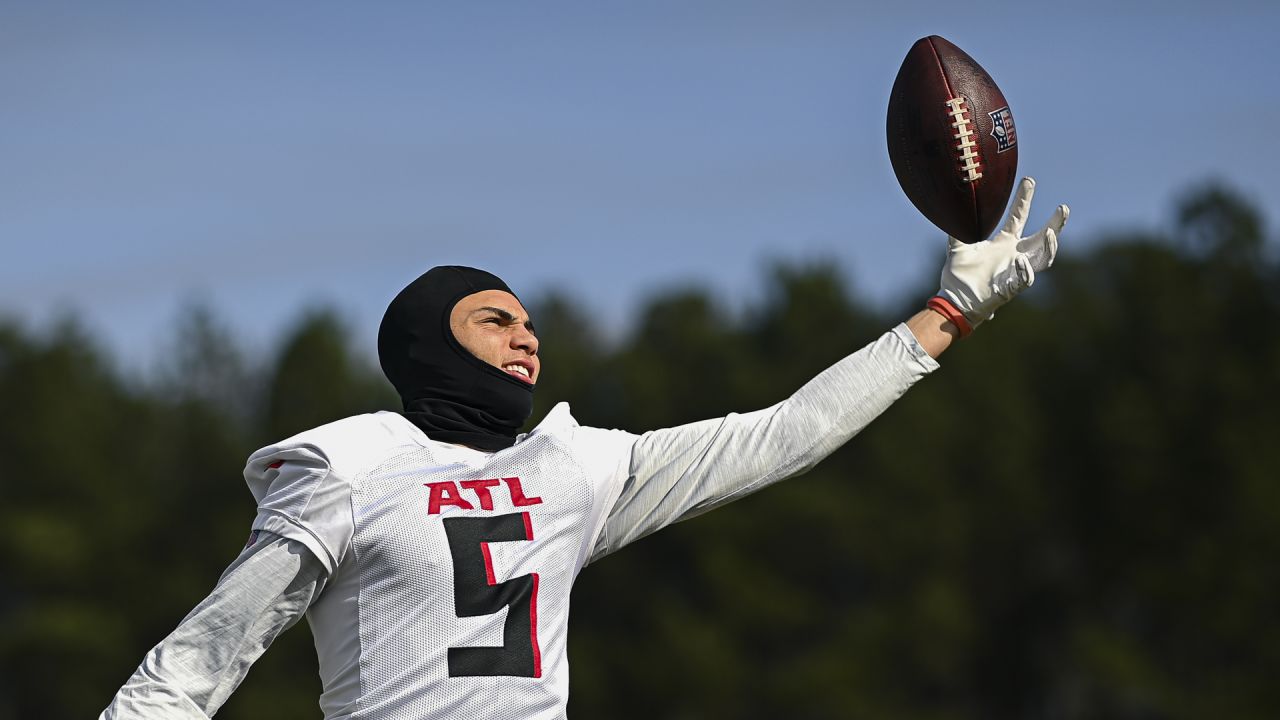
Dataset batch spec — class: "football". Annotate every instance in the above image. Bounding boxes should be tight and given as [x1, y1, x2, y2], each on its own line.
[886, 35, 1018, 243]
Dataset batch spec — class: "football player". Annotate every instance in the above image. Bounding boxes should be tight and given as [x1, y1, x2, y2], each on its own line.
[102, 179, 1066, 719]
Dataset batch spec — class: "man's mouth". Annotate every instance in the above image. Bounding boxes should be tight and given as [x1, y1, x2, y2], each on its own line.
[503, 363, 534, 384]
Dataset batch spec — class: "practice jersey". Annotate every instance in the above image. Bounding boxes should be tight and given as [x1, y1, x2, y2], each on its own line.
[245, 404, 636, 719]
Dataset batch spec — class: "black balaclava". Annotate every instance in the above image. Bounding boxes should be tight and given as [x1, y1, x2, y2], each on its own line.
[378, 266, 534, 452]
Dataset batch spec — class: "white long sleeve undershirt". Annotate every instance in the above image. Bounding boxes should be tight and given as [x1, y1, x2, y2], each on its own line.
[100, 533, 325, 719]
[592, 323, 937, 557]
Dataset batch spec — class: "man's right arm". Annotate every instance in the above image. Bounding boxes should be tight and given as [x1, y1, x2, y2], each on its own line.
[100, 532, 326, 719]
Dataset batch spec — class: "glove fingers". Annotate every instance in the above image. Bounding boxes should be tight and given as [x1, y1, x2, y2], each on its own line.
[1016, 253, 1036, 289]
[999, 177, 1036, 239]
[1017, 210, 1062, 270]
[1050, 203, 1070, 234]
[1021, 226, 1057, 272]
[987, 254, 1034, 303]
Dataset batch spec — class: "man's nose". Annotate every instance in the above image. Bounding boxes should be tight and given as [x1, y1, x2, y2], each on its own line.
[512, 326, 538, 355]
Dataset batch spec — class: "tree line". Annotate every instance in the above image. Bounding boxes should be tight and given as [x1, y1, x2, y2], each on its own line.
[1, 183, 1276, 719]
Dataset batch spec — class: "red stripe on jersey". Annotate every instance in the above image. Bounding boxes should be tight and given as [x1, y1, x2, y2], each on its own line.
[522, 510, 541, 677]
[267, 460, 284, 469]
[480, 542, 496, 586]
[530, 572, 542, 678]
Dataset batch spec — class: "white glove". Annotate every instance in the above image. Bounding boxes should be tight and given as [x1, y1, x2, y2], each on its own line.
[929, 177, 1069, 335]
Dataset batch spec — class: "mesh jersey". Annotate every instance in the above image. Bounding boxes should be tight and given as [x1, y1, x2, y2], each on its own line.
[245, 403, 637, 720]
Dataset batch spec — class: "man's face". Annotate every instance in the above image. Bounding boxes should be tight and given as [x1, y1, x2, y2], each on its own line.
[449, 289, 540, 385]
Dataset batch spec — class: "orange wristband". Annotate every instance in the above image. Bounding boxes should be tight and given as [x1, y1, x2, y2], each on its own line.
[926, 296, 973, 338]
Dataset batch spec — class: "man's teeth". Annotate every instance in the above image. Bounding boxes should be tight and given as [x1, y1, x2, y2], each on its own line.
[505, 365, 529, 378]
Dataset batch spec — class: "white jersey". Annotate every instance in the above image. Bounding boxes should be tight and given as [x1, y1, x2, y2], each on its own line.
[101, 324, 939, 720]
[245, 405, 636, 719]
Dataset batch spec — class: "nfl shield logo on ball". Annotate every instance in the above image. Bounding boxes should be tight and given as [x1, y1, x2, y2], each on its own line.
[988, 106, 1016, 152]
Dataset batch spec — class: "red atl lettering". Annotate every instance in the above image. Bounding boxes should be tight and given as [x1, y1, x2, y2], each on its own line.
[425, 477, 544, 515]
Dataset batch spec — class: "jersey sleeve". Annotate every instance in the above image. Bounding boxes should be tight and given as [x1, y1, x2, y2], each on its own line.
[100, 533, 325, 719]
[565, 422, 643, 569]
[591, 324, 938, 558]
[243, 441, 354, 574]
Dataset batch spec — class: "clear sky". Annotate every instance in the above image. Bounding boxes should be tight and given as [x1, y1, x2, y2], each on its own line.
[3, 1, 1277, 371]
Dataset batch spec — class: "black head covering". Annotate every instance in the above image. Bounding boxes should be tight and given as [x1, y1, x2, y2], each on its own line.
[378, 266, 535, 452]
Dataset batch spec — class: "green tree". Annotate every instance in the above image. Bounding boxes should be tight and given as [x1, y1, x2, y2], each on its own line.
[257, 308, 397, 445]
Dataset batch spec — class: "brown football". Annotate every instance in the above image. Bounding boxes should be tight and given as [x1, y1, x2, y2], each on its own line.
[886, 35, 1018, 243]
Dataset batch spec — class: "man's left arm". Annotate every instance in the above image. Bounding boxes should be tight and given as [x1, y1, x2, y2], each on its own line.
[590, 177, 1066, 559]
[591, 322, 937, 557]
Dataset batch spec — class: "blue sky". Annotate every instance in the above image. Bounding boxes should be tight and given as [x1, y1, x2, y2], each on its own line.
[3, 1, 1277, 370]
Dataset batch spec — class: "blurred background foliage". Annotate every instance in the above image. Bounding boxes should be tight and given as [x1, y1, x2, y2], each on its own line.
[3, 183, 1278, 719]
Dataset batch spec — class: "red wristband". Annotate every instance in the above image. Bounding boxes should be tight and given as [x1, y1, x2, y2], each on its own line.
[926, 296, 973, 338]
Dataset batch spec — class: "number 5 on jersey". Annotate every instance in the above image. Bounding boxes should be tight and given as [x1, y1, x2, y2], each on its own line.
[443, 512, 541, 678]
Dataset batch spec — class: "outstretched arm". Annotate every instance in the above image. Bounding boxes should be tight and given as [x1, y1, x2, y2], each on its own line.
[591, 323, 939, 558]
[589, 178, 1068, 558]
[100, 533, 325, 719]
